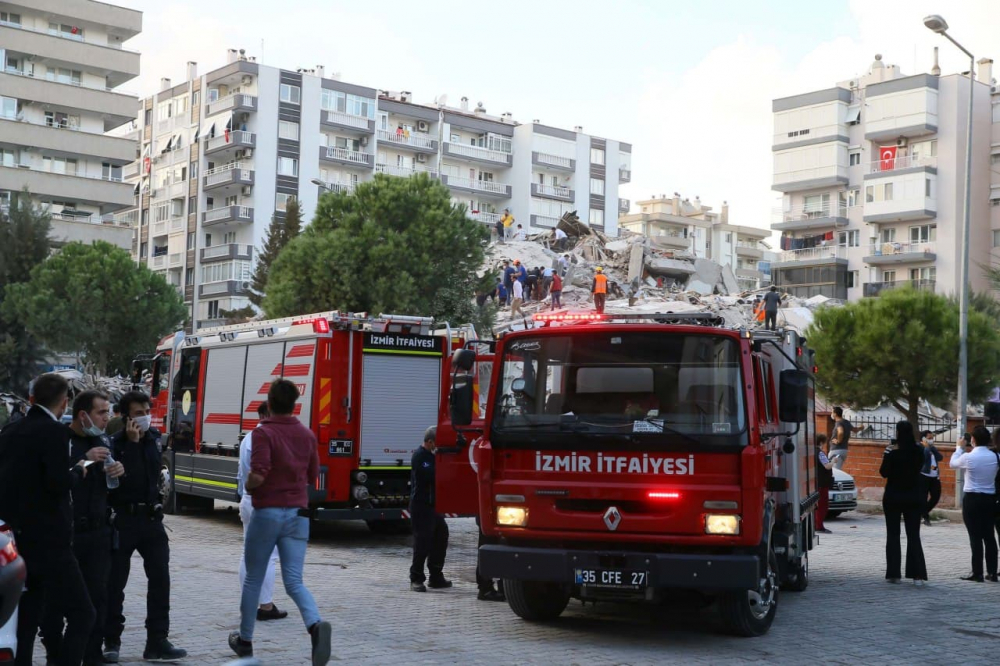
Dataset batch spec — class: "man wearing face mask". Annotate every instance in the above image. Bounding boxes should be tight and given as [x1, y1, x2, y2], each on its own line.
[39, 390, 125, 666]
[104, 392, 187, 663]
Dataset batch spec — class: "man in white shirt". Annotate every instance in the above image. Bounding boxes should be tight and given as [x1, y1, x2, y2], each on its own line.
[553, 227, 568, 251]
[237, 403, 287, 619]
[510, 279, 524, 318]
[514, 224, 527, 242]
[950, 425, 999, 582]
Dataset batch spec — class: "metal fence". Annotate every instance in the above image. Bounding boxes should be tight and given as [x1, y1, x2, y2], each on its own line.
[850, 415, 958, 443]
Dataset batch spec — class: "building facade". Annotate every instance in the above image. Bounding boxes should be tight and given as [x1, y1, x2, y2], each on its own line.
[0, 0, 139, 249]
[125, 51, 632, 330]
[770, 54, 995, 301]
[619, 194, 772, 291]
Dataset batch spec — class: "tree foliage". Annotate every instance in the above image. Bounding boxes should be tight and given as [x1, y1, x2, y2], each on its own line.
[264, 173, 488, 329]
[0, 192, 52, 393]
[249, 197, 302, 307]
[805, 287, 1000, 424]
[3, 241, 187, 376]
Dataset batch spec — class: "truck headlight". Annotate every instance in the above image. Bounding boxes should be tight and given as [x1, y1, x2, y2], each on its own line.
[496, 506, 528, 527]
[705, 514, 740, 535]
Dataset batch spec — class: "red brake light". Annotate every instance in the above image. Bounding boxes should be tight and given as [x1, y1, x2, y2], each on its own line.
[313, 319, 330, 334]
[0, 647, 13, 661]
[0, 540, 18, 566]
[647, 491, 681, 500]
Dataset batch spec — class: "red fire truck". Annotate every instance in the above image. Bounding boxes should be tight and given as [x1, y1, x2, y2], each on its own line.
[134, 311, 471, 528]
[439, 312, 817, 636]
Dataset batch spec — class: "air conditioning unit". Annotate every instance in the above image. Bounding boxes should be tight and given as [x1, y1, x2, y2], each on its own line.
[416, 153, 427, 163]
[241, 75, 252, 86]
[241, 186, 253, 196]
[239, 281, 251, 291]
[240, 149, 253, 159]
[849, 80, 858, 89]
[896, 137, 908, 147]
[417, 120, 429, 132]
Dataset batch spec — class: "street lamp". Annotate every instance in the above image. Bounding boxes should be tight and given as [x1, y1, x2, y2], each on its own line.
[924, 14, 974, 507]
[310, 178, 331, 192]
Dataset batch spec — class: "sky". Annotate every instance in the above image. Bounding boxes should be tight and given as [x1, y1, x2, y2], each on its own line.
[117, 0, 999, 243]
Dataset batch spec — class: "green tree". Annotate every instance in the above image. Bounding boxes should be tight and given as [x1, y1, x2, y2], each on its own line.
[4, 241, 186, 375]
[263, 173, 488, 328]
[248, 197, 302, 307]
[0, 191, 51, 393]
[805, 287, 1000, 425]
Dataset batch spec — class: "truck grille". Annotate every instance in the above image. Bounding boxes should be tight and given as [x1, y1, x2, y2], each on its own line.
[834, 481, 855, 491]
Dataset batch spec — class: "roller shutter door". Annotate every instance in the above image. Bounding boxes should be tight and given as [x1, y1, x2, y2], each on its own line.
[360, 355, 441, 464]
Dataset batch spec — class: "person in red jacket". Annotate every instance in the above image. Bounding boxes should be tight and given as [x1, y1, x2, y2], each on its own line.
[550, 272, 563, 310]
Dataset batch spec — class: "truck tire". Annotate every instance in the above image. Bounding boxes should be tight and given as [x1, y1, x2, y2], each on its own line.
[783, 551, 808, 592]
[503, 579, 570, 622]
[719, 546, 779, 637]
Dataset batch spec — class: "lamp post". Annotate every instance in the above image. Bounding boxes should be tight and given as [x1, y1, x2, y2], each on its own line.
[924, 14, 974, 508]
[310, 178, 332, 193]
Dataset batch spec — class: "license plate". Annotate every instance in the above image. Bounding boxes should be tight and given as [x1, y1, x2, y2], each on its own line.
[833, 493, 845, 501]
[574, 568, 648, 589]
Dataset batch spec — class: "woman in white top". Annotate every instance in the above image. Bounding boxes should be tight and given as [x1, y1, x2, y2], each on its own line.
[949, 426, 1000, 582]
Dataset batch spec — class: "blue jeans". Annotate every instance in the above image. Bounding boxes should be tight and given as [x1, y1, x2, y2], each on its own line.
[240, 507, 320, 641]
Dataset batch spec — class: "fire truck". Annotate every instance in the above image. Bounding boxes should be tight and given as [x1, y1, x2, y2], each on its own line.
[439, 312, 817, 636]
[134, 311, 471, 529]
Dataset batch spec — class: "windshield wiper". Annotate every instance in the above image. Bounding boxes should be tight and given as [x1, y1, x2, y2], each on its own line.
[631, 417, 704, 447]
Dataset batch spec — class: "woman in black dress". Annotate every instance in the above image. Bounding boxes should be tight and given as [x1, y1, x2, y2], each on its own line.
[879, 420, 928, 584]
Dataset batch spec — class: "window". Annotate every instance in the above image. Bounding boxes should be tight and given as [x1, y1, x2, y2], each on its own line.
[187, 232, 195, 250]
[838, 230, 860, 247]
[45, 68, 81, 85]
[279, 84, 301, 104]
[188, 196, 196, 213]
[175, 96, 188, 116]
[450, 133, 460, 143]
[320, 90, 374, 118]
[0, 12, 22, 25]
[49, 23, 83, 39]
[223, 231, 236, 244]
[277, 157, 298, 176]
[207, 89, 220, 103]
[909, 225, 935, 243]
[276, 193, 296, 211]
[0, 149, 18, 167]
[803, 193, 830, 214]
[883, 270, 896, 283]
[335, 136, 361, 152]
[849, 151, 861, 166]
[140, 242, 148, 259]
[278, 120, 299, 140]
[190, 161, 198, 179]
[883, 182, 893, 201]
[192, 91, 200, 108]
[590, 148, 605, 165]
[845, 271, 858, 289]
[847, 188, 860, 207]
[157, 101, 172, 121]
[993, 230, 1000, 248]
[925, 177, 932, 198]
[43, 156, 77, 175]
[589, 178, 605, 195]
[0, 96, 17, 120]
[185, 267, 194, 285]
[589, 209, 604, 226]
[992, 154, 1000, 166]
[724, 232, 732, 243]
[207, 300, 220, 320]
[881, 228, 896, 242]
[865, 185, 874, 203]
[866, 184, 894, 203]
[204, 233, 212, 246]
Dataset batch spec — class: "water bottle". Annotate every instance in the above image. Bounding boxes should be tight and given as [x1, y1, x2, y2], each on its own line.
[105, 454, 120, 489]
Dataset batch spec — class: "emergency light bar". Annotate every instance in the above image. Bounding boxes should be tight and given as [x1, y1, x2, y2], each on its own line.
[533, 313, 605, 322]
[532, 312, 725, 327]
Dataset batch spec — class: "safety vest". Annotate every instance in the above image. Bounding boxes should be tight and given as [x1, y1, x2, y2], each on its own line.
[593, 274, 608, 294]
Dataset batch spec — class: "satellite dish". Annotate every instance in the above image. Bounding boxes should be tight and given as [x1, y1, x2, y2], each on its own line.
[436, 94, 448, 107]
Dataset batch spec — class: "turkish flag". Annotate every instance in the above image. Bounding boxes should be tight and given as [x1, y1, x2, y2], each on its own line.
[143, 156, 150, 174]
[879, 145, 897, 172]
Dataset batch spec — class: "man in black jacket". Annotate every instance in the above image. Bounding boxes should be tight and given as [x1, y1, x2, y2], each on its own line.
[0, 373, 95, 666]
[409, 426, 451, 592]
[40, 390, 124, 666]
[103, 391, 186, 663]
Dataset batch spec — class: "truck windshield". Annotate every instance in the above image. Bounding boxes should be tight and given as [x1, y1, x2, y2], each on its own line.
[494, 332, 746, 443]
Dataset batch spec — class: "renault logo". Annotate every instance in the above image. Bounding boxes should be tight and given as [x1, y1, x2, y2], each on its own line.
[603, 506, 622, 531]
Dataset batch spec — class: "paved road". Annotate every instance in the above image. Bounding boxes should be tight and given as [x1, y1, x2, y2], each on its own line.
[35, 507, 1000, 665]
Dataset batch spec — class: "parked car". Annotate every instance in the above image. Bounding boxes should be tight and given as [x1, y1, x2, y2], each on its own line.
[827, 468, 858, 518]
[0, 519, 25, 662]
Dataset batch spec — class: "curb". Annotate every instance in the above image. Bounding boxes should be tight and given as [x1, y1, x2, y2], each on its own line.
[856, 500, 964, 524]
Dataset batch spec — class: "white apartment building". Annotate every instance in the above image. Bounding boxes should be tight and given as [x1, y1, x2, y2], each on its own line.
[126, 51, 632, 330]
[619, 194, 772, 291]
[0, 0, 139, 249]
[771, 53, 995, 300]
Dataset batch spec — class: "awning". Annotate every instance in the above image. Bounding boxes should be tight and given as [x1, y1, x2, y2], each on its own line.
[200, 121, 216, 140]
[160, 135, 173, 154]
[133, 182, 140, 195]
[991, 186, 1000, 200]
[192, 127, 200, 143]
[846, 106, 861, 124]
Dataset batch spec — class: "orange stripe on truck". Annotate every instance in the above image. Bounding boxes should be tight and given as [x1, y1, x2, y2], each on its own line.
[318, 378, 332, 425]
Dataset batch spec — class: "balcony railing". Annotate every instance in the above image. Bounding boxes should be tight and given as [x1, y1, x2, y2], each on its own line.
[320, 146, 371, 166]
[534, 183, 572, 199]
[867, 241, 935, 257]
[205, 130, 255, 153]
[375, 163, 437, 179]
[377, 128, 436, 150]
[0, 161, 123, 183]
[324, 110, 371, 130]
[773, 203, 851, 223]
[320, 182, 355, 195]
[112, 210, 139, 227]
[863, 279, 936, 297]
[169, 217, 185, 233]
[168, 253, 182, 267]
[619, 198, 630, 213]
[204, 162, 253, 188]
[207, 93, 257, 116]
[201, 243, 253, 261]
[151, 254, 166, 269]
[151, 221, 168, 237]
[444, 175, 511, 196]
[776, 244, 848, 263]
[203, 205, 254, 225]
[122, 162, 141, 179]
[619, 167, 631, 182]
[534, 152, 573, 170]
[1, 64, 135, 96]
[869, 154, 937, 174]
[445, 142, 512, 165]
[0, 18, 140, 53]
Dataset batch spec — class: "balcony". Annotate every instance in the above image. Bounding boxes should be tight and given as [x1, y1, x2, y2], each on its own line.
[375, 163, 437, 179]
[532, 152, 575, 172]
[0, 164, 134, 208]
[200, 243, 253, 264]
[0, 116, 136, 163]
[151, 253, 167, 269]
[0, 71, 135, 131]
[619, 198, 630, 214]
[376, 128, 436, 153]
[443, 142, 513, 167]
[772, 162, 848, 193]
[205, 130, 255, 156]
[441, 175, 511, 199]
[318, 182, 355, 195]
[207, 93, 257, 116]
[735, 241, 764, 259]
[530, 214, 560, 229]
[122, 161, 141, 180]
[319, 146, 373, 169]
[203, 163, 254, 191]
[0, 23, 139, 87]
[531, 183, 574, 203]
[168, 252, 183, 268]
[771, 203, 850, 232]
[863, 279, 936, 297]
[151, 220, 168, 237]
[864, 75, 938, 142]
[868, 153, 937, 175]
[200, 280, 249, 298]
[470, 211, 500, 225]
[321, 110, 375, 134]
[112, 209, 139, 227]
[863, 160, 937, 223]
[619, 167, 631, 183]
[772, 244, 848, 268]
[864, 241, 935, 265]
[202, 205, 254, 227]
[647, 228, 691, 250]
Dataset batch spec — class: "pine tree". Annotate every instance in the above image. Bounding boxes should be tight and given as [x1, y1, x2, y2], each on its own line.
[248, 197, 302, 308]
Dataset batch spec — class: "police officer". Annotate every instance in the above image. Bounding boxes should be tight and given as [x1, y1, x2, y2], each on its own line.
[40, 390, 125, 666]
[409, 426, 451, 592]
[103, 391, 187, 663]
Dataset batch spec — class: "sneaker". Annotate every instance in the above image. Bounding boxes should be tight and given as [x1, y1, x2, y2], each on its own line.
[886, 578, 901, 584]
[410, 582, 427, 592]
[103, 645, 120, 664]
[143, 638, 187, 662]
[914, 579, 926, 587]
[309, 620, 332, 666]
[960, 574, 985, 583]
[428, 578, 453, 589]
[477, 589, 505, 602]
[228, 632, 253, 659]
[257, 604, 289, 621]
[817, 528, 832, 534]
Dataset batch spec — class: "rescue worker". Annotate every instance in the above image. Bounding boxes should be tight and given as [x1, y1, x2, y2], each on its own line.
[409, 426, 451, 592]
[40, 390, 125, 666]
[104, 391, 187, 663]
[592, 267, 608, 314]
[752, 296, 765, 326]
[762, 285, 781, 331]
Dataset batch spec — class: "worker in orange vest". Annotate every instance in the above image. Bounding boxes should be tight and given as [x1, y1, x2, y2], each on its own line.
[592, 267, 608, 314]
[752, 296, 765, 325]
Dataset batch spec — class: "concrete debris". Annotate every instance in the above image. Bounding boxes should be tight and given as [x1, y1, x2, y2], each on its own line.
[720, 264, 740, 295]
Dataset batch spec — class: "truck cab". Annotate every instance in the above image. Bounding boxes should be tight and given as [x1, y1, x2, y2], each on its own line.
[443, 312, 816, 636]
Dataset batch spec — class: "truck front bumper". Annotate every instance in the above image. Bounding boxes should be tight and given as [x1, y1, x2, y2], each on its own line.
[480, 544, 760, 591]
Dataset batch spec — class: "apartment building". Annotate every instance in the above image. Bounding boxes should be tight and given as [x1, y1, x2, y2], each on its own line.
[0, 0, 139, 249]
[125, 51, 632, 330]
[619, 194, 772, 290]
[770, 53, 994, 300]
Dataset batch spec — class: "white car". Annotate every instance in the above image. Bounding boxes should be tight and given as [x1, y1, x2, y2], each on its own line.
[827, 468, 858, 518]
[0, 519, 24, 662]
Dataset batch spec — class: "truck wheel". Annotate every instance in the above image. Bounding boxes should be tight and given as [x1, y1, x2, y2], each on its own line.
[720, 546, 779, 636]
[783, 551, 808, 592]
[503, 579, 570, 621]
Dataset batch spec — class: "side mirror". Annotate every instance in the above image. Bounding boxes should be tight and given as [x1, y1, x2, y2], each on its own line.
[511, 378, 526, 395]
[452, 348, 476, 373]
[450, 373, 474, 426]
[778, 369, 809, 423]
